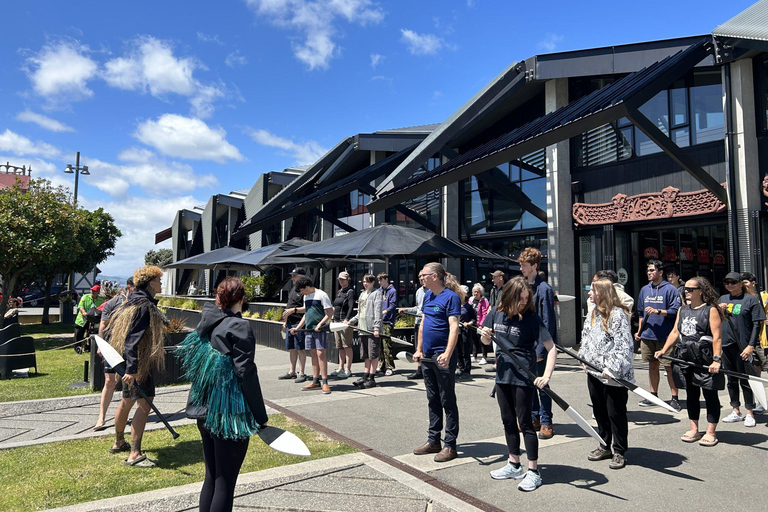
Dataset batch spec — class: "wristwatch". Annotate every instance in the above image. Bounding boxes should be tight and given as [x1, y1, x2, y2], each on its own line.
[712, 356, 721, 362]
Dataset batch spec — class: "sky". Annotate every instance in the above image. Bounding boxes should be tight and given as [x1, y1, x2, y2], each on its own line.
[0, 0, 755, 278]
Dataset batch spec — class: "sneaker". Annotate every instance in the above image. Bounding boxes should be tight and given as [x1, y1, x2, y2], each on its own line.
[294, 373, 307, 384]
[335, 370, 349, 380]
[609, 453, 626, 470]
[490, 461, 526, 480]
[455, 369, 463, 377]
[321, 383, 332, 394]
[517, 470, 542, 492]
[485, 365, 497, 373]
[301, 382, 321, 391]
[587, 447, 612, 461]
[723, 411, 745, 423]
[352, 376, 367, 387]
[479, 358, 488, 365]
[754, 404, 765, 414]
[668, 397, 682, 412]
[745, 414, 756, 427]
[278, 372, 297, 380]
[385, 369, 394, 376]
[330, 368, 343, 377]
[470, 356, 477, 363]
[362, 378, 376, 389]
[406, 371, 423, 380]
[458, 372, 472, 381]
[638, 398, 655, 407]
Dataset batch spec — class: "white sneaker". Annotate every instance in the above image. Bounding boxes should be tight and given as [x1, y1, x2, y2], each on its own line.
[723, 411, 745, 423]
[744, 414, 756, 427]
[470, 356, 477, 363]
[517, 470, 542, 492]
[479, 358, 488, 365]
[490, 461, 526, 480]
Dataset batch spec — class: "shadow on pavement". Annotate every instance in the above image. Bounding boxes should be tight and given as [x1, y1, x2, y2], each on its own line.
[538, 464, 626, 501]
[627, 447, 701, 481]
[716, 430, 768, 450]
[627, 409, 681, 426]
[455, 441, 509, 464]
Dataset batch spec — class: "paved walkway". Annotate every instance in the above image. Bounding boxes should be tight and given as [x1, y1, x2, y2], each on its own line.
[2, 343, 768, 511]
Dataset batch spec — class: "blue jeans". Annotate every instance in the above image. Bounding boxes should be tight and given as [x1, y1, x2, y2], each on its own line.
[532, 359, 553, 425]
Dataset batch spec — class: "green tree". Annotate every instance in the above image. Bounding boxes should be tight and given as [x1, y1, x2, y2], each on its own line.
[144, 248, 173, 267]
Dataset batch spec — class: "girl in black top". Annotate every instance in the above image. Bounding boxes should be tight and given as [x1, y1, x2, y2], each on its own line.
[332, 273, 355, 378]
[655, 276, 723, 446]
[480, 276, 555, 492]
[456, 285, 476, 379]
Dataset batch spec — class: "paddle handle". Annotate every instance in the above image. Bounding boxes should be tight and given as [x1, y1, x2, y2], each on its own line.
[113, 362, 180, 440]
[660, 354, 749, 381]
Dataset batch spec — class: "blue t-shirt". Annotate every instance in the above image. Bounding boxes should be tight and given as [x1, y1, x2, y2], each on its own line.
[421, 288, 461, 355]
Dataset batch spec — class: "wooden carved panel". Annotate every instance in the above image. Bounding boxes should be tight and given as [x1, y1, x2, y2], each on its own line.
[572, 184, 726, 226]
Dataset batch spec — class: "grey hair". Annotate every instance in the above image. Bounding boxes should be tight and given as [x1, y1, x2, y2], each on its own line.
[472, 283, 484, 295]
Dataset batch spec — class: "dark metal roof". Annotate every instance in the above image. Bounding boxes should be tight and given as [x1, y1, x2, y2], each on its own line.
[714, 1, 768, 42]
[374, 124, 441, 134]
[232, 145, 416, 238]
[368, 38, 713, 212]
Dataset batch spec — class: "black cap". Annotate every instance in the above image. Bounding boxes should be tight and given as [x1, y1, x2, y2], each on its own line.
[289, 267, 307, 276]
[724, 271, 742, 282]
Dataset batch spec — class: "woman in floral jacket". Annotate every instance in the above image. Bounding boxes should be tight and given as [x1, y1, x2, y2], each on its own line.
[578, 278, 633, 470]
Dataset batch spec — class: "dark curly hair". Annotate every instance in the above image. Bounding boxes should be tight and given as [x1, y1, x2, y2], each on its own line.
[686, 276, 721, 315]
[215, 277, 245, 310]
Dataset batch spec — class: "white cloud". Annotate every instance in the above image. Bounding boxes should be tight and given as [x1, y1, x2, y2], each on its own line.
[134, 114, 244, 163]
[537, 33, 563, 52]
[225, 50, 247, 68]
[197, 32, 224, 45]
[245, 128, 326, 165]
[22, 40, 98, 103]
[103, 36, 226, 118]
[15, 110, 75, 132]
[0, 129, 62, 159]
[400, 29, 443, 56]
[370, 53, 384, 70]
[244, 0, 385, 70]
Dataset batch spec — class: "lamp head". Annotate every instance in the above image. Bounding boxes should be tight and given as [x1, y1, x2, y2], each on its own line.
[64, 164, 74, 174]
[80, 165, 90, 175]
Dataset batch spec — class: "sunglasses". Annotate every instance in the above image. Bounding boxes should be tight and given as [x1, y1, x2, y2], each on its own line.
[683, 287, 700, 292]
[723, 280, 738, 285]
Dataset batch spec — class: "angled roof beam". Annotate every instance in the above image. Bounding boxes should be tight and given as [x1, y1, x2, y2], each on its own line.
[309, 207, 357, 233]
[625, 109, 727, 204]
[476, 167, 547, 222]
[512, 158, 545, 177]
[358, 182, 438, 232]
[316, 142, 358, 185]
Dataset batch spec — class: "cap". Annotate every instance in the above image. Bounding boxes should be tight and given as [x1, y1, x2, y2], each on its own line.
[289, 267, 307, 276]
[90, 285, 101, 292]
[338, 271, 351, 280]
[724, 271, 742, 282]
[490, 270, 505, 277]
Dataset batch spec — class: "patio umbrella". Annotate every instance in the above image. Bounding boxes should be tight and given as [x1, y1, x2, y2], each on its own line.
[225, 239, 315, 270]
[164, 246, 250, 270]
[274, 224, 504, 264]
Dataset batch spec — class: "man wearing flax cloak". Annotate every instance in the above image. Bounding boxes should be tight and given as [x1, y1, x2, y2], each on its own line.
[108, 265, 167, 467]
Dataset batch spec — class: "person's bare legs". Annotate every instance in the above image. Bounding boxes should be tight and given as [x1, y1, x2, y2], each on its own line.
[113, 397, 135, 450]
[343, 347, 353, 372]
[95, 373, 117, 429]
[318, 350, 328, 380]
[664, 366, 678, 397]
[126, 397, 153, 462]
[648, 360, 661, 394]
[298, 350, 307, 375]
[310, 350, 320, 380]
[288, 349, 298, 374]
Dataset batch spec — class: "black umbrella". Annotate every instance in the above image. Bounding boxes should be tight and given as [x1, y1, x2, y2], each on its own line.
[275, 224, 501, 264]
[225, 239, 315, 270]
[164, 246, 250, 270]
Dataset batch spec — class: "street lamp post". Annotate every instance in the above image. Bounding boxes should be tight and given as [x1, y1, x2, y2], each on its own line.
[63, 151, 90, 298]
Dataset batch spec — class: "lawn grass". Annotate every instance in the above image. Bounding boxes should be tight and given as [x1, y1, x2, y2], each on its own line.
[0, 414, 356, 512]
[0, 324, 97, 402]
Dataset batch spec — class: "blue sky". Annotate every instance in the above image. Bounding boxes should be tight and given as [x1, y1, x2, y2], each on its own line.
[0, 0, 754, 277]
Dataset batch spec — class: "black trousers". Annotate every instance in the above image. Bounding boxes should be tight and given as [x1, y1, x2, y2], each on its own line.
[422, 353, 459, 447]
[456, 329, 473, 373]
[587, 375, 628, 455]
[722, 343, 755, 409]
[198, 421, 250, 512]
[472, 329, 489, 359]
[495, 383, 538, 461]
[683, 371, 721, 424]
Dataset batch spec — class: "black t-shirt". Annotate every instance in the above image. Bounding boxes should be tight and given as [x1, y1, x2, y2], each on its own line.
[678, 304, 713, 345]
[286, 286, 304, 324]
[483, 310, 551, 387]
[333, 287, 355, 321]
[719, 293, 766, 348]
[460, 301, 476, 324]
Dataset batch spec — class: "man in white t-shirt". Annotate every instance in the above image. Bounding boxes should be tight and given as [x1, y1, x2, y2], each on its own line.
[290, 276, 334, 394]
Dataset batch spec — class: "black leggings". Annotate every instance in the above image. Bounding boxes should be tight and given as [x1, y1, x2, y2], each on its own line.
[198, 421, 250, 512]
[683, 372, 721, 425]
[495, 383, 538, 461]
[722, 343, 755, 409]
[473, 330, 489, 359]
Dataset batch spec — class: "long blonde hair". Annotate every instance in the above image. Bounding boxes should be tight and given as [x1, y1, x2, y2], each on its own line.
[590, 279, 630, 332]
[444, 272, 466, 303]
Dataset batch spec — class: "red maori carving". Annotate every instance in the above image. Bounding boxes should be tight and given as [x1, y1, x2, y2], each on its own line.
[572, 184, 726, 226]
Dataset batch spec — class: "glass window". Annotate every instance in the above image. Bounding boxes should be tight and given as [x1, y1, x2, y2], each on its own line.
[521, 179, 546, 230]
[670, 84, 688, 127]
[691, 70, 724, 145]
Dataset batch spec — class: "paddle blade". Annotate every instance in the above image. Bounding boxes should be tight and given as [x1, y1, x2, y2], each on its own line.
[395, 351, 415, 363]
[93, 335, 124, 369]
[627, 383, 679, 413]
[258, 426, 310, 457]
[556, 294, 576, 302]
[564, 406, 606, 447]
[328, 322, 349, 332]
[748, 379, 768, 410]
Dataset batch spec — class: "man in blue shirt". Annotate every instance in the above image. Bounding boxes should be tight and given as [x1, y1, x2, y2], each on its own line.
[378, 273, 397, 376]
[519, 247, 557, 440]
[413, 263, 462, 463]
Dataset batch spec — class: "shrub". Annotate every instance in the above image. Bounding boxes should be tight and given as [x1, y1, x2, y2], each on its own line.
[164, 316, 188, 333]
[181, 299, 200, 311]
[241, 273, 280, 301]
[262, 307, 284, 321]
[394, 314, 415, 328]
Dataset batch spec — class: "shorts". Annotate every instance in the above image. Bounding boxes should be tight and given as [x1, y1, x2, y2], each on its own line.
[103, 357, 116, 374]
[360, 335, 381, 360]
[640, 338, 672, 365]
[334, 327, 353, 349]
[122, 374, 156, 401]
[285, 323, 305, 351]
[304, 330, 328, 351]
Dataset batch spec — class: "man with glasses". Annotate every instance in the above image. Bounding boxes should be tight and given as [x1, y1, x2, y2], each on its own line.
[635, 259, 682, 411]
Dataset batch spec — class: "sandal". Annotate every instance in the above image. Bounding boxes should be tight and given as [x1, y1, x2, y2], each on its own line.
[698, 435, 718, 447]
[680, 431, 702, 443]
[123, 455, 156, 468]
[109, 441, 130, 454]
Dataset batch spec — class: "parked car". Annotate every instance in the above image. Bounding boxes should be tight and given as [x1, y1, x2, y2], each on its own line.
[23, 286, 78, 307]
